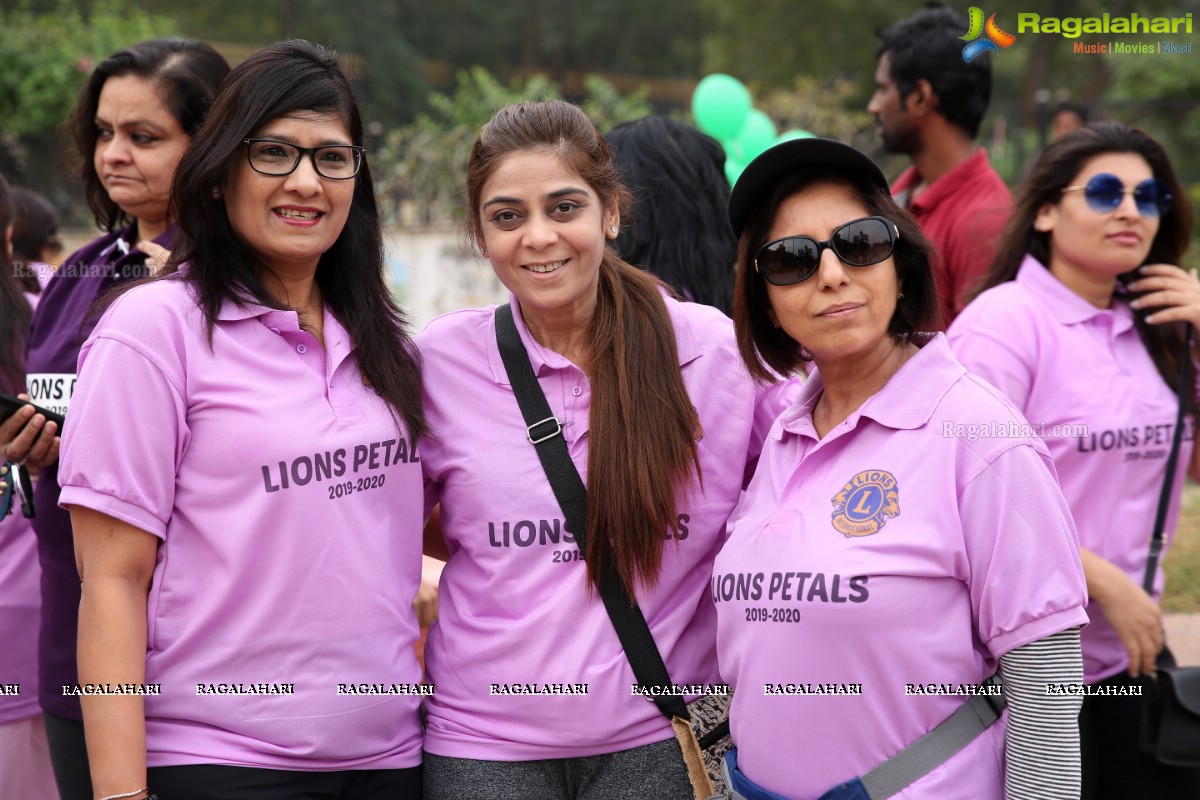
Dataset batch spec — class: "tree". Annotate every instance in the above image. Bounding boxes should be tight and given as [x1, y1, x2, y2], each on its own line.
[0, 0, 176, 212]
[374, 67, 651, 225]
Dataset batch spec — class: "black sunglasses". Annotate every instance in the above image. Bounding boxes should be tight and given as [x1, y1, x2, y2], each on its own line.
[755, 215, 899, 286]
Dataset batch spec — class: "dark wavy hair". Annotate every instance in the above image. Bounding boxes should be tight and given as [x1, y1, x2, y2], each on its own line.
[10, 187, 59, 294]
[734, 169, 941, 381]
[167, 39, 426, 442]
[975, 121, 1193, 393]
[876, 5, 991, 140]
[607, 116, 736, 315]
[466, 100, 701, 591]
[0, 175, 33, 394]
[67, 38, 230, 232]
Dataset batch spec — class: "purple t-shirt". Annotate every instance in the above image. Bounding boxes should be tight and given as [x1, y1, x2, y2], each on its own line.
[715, 335, 1088, 799]
[418, 295, 795, 760]
[59, 276, 425, 768]
[948, 255, 1193, 682]
[25, 225, 169, 720]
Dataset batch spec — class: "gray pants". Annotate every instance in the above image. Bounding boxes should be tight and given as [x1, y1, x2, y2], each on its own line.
[424, 737, 693, 800]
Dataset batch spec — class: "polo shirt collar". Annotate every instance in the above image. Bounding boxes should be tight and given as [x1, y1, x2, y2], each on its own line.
[897, 147, 991, 214]
[778, 333, 964, 439]
[488, 292, 703, 385]
[1016, 254, 1135, 335]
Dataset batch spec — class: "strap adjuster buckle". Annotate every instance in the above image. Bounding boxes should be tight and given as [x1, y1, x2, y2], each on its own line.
[527, 416, 562, 444]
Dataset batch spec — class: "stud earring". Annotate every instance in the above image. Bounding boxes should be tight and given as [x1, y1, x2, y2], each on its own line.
[609, 226, 618, 234]
[211, 188, 222, 199]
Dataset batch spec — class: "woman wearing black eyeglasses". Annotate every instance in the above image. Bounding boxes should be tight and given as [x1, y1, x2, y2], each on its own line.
[948, 122, 1200, 798]
[715, 137, 1087, 800]
[58, 41, 426, 800]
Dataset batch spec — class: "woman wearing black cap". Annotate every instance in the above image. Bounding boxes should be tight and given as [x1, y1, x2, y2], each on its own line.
[711, 138, 1088, 799]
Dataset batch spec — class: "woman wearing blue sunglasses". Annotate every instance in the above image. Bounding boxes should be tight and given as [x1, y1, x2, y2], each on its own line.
[949, 121, 1200, 798]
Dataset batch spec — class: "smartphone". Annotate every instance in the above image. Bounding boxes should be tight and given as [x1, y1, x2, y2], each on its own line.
[0, 391, 66, 431]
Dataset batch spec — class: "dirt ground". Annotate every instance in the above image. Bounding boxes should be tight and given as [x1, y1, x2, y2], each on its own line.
[1165, 613, 1200, 666]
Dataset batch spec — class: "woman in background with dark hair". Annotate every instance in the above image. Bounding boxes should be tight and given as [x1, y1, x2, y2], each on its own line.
[717, 137, 1087, 800]
[0, 174, 59, 797]
[10, 187, 62, 292]
[0, 38, 229, 800]
[948, 121, 1200, 798]
[60, 40, 427, 800]
[607, 115, 737, 315]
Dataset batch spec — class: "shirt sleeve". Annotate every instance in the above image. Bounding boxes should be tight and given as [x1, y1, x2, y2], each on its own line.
[998, 626, 1083, 800]
[946, 310, 1035, 410]
[58, 331, 189, 540]
[745, 376, 801, 488]
[959, 444, 1088, 657]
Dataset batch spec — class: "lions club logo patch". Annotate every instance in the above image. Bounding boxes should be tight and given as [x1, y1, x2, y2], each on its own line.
[831, 470, 900, 537]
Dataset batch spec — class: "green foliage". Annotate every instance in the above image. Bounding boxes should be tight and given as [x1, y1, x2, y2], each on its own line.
[0, 0, 176, 138]
[374, 67, 650, 226]
[758, 77, 874, 151]
[579, 75, 652, 134]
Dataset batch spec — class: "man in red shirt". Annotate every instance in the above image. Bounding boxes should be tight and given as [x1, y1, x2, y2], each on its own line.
[868, 6, 1012, 323]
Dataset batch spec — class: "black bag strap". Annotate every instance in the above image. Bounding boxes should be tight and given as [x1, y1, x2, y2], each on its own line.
[494, 303, 689, 722]
[1143, 330, 1193, 595]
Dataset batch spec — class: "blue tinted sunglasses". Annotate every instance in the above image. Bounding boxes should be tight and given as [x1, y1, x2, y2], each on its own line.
[1061, 173, 1172, 217]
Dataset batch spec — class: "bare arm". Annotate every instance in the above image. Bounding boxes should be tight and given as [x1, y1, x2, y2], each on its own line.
[72, 505, 159, 799]
[1080, 546, 1162, 677]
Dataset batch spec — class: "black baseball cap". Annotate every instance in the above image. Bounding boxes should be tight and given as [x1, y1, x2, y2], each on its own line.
[728, 138, 890, 238]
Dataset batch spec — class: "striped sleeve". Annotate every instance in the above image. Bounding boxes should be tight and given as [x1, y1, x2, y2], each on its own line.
[998, 626, 1083, 800]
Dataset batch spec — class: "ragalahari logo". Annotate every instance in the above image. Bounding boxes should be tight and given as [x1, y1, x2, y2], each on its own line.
[960, 7, 1016, 62]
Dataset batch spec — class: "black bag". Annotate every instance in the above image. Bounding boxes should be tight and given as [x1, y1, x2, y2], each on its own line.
[1138, 330, 1200, 766]
[1141, 665, 1200, 766]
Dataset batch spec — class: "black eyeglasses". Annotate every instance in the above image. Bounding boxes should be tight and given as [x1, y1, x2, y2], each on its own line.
[243, 139, 365, 180]
[1061, 173, 1172, 218]
[755, 216, 899, 286]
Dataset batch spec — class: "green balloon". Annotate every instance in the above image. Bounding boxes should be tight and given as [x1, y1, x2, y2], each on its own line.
[692, 74, 752, 141]
[735, 110, 777, 161]
[724, 157, 745, 187]
[776, 129, 815, 144]
[723, 136, 748, 167]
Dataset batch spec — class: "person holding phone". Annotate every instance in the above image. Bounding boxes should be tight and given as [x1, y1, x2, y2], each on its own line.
[0, 173, 59, 797]
[0, 39, 229, 800]
[948, 122, 1200, 798]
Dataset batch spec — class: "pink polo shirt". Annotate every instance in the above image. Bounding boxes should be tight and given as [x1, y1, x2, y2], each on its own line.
[418, 295, 793, 761]
[948, 255, 1193, 682]
[58, 277, 425, 769]
[715, 334, 1087, 800]
[0, 513, 40, 726]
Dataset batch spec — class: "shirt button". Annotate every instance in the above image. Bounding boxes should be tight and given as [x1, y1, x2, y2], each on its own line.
[270, 327, 281, 334]
[572, 386, 582, 396]
[297, 344, 308, 354]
